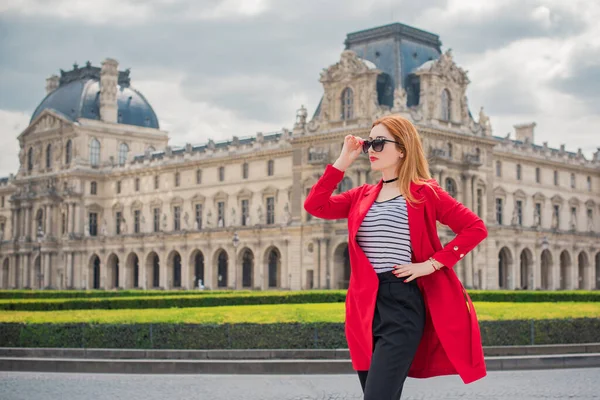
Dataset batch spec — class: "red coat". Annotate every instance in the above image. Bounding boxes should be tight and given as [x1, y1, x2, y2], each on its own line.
[304, 164, 488, 384]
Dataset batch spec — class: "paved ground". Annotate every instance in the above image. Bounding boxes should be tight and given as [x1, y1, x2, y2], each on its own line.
[1, 368, 599, 399]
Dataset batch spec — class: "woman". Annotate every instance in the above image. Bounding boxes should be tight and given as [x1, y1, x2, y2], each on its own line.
[304, 115, 488, 399]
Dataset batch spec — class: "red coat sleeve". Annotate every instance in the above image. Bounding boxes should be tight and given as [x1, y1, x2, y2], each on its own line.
[303, 164, 359, 220]
[429, 180, 488, 269]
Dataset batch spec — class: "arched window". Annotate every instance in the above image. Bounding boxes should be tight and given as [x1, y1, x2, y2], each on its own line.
[46, 144, 52, 169]
[27, 148, 33, 172]
[338, 177, 353, 193]
[341, 88, 354, 120]
[65, 140, 72, 165]
[118, 143, 129, 166]
[445, 178, 457, 198]
[441, 89, 451, 121]
[90, 139, 100, 167]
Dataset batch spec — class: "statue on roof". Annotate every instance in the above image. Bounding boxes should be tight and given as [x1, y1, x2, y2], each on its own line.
[392, 86, 408, 112]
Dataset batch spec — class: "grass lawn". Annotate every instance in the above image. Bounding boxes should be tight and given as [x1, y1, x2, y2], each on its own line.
[0, 302, 598, 324]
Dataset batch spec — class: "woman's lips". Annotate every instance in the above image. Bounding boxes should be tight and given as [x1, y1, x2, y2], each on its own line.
[369, 156, 378, 161]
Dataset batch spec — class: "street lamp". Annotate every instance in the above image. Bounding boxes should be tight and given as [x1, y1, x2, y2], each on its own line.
[35, 225, 44, 289]
[232, 231, 240, 289]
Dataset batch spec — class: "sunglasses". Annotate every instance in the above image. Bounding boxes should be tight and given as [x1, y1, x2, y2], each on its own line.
[362, 138, 402, 154]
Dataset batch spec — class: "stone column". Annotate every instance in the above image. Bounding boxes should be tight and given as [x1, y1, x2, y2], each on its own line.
[44, 205, 51, 236]
[24, 207, 31, 239]
[20, 254, 27, 288]
[43, 253, 51, 288]
[66, 253, 73, 288]
[318, 239, 327, 289]
[181, 252, 190, 289]
[159, 252, 167, 289]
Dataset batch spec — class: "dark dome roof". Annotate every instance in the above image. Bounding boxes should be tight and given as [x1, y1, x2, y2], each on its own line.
[31, 64, 159, 129]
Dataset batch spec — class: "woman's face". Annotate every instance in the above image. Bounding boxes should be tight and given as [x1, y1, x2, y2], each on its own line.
[366, 124, 404, 172]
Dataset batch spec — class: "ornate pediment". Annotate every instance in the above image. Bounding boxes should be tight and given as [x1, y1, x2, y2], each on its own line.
[551, 194, 564, 204]
[415, 49, 470, 86]
[20, 109, 71, 140]
[513, 189, 527, 199]
[320, 50, 378, 83]
[236, 188, 253, 199]
[190, 193, 206, 203]
[533, 192, 546, 202]
[493, 186, 507, 197]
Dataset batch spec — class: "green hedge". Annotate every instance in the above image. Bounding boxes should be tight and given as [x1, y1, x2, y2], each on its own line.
[0, 292, 347, 311]
[1, 290, 600, 311]
[0, 289, 235, 299]
[0, 318, 597, 349]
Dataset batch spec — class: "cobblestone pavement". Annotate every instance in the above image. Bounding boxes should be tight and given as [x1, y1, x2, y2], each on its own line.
[1, 368, 599, 399]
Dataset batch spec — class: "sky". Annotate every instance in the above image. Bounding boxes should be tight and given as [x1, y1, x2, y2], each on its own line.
[0, 0, 599, 176]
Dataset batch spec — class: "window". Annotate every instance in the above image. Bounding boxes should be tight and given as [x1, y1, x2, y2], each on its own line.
[267, 160, 274, 176]
[445, 178, 457, 198]
[153, 208, 160, 232]
[118, 143, 129, 166]
[61, 213, 66, 235]
[90, 181, 97, 195]
[571, 207, 577, 224]
[588, 208, 593, 224]
[476, 189, 483, 217]
[195, 204, 202, 230]
[219, 167, 225, 182]
[440, 89, 451, 121]
[173, 206, 181, 231]
[90, 139, 100, 167]
[496, 161, 502, 177]
[27, 148, 33, 172]
[154, 175, 159, 190]
[241, 199, 249, 226]
[587, 176, 592, 192]
[116, 211, 122, 235]
[65, 140, 72, 165]
[553, 204, 560, 227]
[46, 144, 52, 169]
[339, 177, 352, 193]
[447, 143, 453, 159]
[134, 210, 140, 234]
[135, 178, 140, 192]
[341, 87, 354, 120]
[570, 173, 576, 189]
[535, 167, 541, 183]
[217, 201, 225, 226]
[196, 169, 202, 184]
[516, 200, 523, 226]
[495, 198, 503, 225]
[175, 172, 180, 187]
[89, 212, 98, 237]
[554, 170, 558, 186]
[242, 163, 248, 179]
[516, 164, 522, 181]
[1, 196, 4, 208]
[535, 203, 542, 225]
[116, 181, 121, 194]
[266, 197, 275, 225]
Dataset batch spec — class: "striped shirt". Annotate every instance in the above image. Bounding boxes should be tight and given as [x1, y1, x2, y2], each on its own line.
[355, 195, 412, 274]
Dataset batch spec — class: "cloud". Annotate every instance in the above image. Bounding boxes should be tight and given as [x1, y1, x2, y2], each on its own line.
[0, 110, 29, 176]
[0, 0, 599, 176]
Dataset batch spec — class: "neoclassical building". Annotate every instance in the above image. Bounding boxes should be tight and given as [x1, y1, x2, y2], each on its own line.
[0, 23, 599, 291]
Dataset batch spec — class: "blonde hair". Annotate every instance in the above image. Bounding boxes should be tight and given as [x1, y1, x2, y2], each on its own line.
[372, 115, 436, 206]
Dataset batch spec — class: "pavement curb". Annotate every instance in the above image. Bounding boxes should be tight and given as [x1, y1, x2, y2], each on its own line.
[1, 343, 599, 360]
[1, 353, 599, 374]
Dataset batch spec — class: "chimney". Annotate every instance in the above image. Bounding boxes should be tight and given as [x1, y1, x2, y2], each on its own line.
[100, 58, 119, 123]
[513, 122, 536, 143]
[46, 75, 59, 94]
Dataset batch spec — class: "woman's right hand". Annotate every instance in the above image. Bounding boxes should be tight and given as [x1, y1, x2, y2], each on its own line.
[333, 135, 363, 171]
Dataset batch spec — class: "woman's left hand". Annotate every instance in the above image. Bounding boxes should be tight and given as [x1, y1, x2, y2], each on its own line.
[393, 262, 435, 283]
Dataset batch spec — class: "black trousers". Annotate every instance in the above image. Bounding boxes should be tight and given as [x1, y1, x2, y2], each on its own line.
[357, 270, 426, 400]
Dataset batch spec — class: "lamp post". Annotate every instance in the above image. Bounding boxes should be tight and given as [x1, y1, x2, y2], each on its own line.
[35, 225, 44, 289]
[232, 231, 240, 290]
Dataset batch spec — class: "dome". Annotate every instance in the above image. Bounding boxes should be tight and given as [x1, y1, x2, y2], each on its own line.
[31, 64, 159, 129]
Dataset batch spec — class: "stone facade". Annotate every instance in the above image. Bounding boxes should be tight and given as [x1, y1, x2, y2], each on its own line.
[0, 27, 598, 292]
